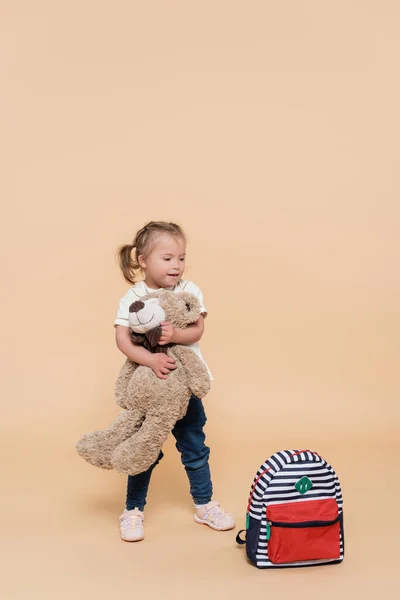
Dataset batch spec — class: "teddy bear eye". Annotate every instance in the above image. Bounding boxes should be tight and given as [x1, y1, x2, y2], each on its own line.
[185, 302, 191, 311]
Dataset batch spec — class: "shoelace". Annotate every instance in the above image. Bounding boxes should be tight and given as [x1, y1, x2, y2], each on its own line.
[120, 513, 143, 530]
[204, 504, 232, 523]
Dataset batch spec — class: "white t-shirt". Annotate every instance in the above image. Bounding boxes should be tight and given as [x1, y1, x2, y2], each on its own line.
[114, 279, 212, 379]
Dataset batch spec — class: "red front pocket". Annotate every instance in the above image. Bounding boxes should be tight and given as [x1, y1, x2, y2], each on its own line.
[266, 499, 341, 564]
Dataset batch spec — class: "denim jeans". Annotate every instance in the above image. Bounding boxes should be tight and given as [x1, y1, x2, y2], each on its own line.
[126, 395, 213, 511]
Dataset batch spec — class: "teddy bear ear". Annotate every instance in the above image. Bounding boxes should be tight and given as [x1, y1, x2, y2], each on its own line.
[146, 325, 162, 347]
[130, 331, 146, 345]
[178, 291, 199, 312]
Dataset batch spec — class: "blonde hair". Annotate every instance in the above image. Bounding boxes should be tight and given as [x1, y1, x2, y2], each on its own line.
[117, 221, 186, 284]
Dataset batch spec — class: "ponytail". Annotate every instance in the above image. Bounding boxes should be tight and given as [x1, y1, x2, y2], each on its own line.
[117, 243, 138, 285]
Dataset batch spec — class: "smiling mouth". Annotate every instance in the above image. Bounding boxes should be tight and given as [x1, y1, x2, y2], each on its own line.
[136, 313, 155, 326]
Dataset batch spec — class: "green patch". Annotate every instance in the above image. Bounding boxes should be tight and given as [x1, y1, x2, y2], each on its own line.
[295, 476, 313, 495]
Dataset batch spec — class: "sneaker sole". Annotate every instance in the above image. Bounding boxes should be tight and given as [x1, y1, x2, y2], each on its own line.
[194, 514, 235, 531]
[120, 535, 144, 542]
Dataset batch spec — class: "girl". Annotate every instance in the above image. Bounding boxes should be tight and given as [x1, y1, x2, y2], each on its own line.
[114, 221, 235, 541]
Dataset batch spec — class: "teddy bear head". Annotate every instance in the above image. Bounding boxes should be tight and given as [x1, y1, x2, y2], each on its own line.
[128, 290, 201, 350]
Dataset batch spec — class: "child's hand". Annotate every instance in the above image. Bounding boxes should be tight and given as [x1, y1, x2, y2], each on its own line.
[159, 322, 176, 345]
[149, 353, 177, 379]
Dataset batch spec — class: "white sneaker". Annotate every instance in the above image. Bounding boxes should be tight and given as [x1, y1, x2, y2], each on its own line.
[119, 508, 145, 542]
[194, 501, 235, 531]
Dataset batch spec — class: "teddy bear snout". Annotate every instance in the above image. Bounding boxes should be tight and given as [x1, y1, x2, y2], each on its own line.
[129, 301, 145, 313]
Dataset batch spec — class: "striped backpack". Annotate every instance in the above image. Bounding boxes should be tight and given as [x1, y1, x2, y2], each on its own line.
[236, 449, 344, 568]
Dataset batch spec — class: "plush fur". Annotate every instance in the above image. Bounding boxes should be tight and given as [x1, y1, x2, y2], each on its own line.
[76, 290, 210, 475]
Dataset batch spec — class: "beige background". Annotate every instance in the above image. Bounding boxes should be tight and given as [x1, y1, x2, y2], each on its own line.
[1, 1, 399, 598]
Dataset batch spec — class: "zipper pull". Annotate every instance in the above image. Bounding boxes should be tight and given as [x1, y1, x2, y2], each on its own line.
[246, 513, 250, 530]
[266, 521, 271, 540]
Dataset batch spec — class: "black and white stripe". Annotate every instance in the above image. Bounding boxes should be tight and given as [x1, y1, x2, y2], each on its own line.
[246, 449, 344, 569]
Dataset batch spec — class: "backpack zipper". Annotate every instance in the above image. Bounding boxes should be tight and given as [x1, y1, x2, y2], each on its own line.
[266, 515, 340, 540]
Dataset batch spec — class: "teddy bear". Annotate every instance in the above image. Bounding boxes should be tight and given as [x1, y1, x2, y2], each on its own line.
[76, 290, 211, 476]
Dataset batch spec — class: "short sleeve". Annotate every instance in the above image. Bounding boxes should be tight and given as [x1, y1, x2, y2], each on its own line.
[197, 287, 207, 317]
[114, 289, 134, 327]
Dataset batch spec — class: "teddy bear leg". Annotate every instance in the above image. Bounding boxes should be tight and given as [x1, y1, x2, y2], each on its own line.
[76, 409, 143, 470]
[122, 365, 153, 409]
[111, 411, 179, 476]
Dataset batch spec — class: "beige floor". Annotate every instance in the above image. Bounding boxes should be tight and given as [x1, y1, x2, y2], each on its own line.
[2, 433, 398, 600]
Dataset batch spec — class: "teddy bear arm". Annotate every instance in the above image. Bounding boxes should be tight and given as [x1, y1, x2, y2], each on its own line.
[170, 346, 211, 399]
[114, 359, 138, 408]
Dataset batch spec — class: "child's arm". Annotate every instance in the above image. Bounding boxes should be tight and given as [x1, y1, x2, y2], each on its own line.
[115, 325, 177, 380]
[159, 315, 205, 346]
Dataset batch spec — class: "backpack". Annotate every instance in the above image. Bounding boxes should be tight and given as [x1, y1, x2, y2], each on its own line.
[236, 449, 344, 568]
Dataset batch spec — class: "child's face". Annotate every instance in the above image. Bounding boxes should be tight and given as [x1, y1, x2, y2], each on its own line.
[139, 234, 186, 289]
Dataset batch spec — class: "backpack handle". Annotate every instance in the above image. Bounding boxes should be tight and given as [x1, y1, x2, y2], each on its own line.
[236, 530, 246, 545]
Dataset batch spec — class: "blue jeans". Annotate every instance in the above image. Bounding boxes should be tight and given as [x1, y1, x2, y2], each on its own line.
[126, 396, 213, 511]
